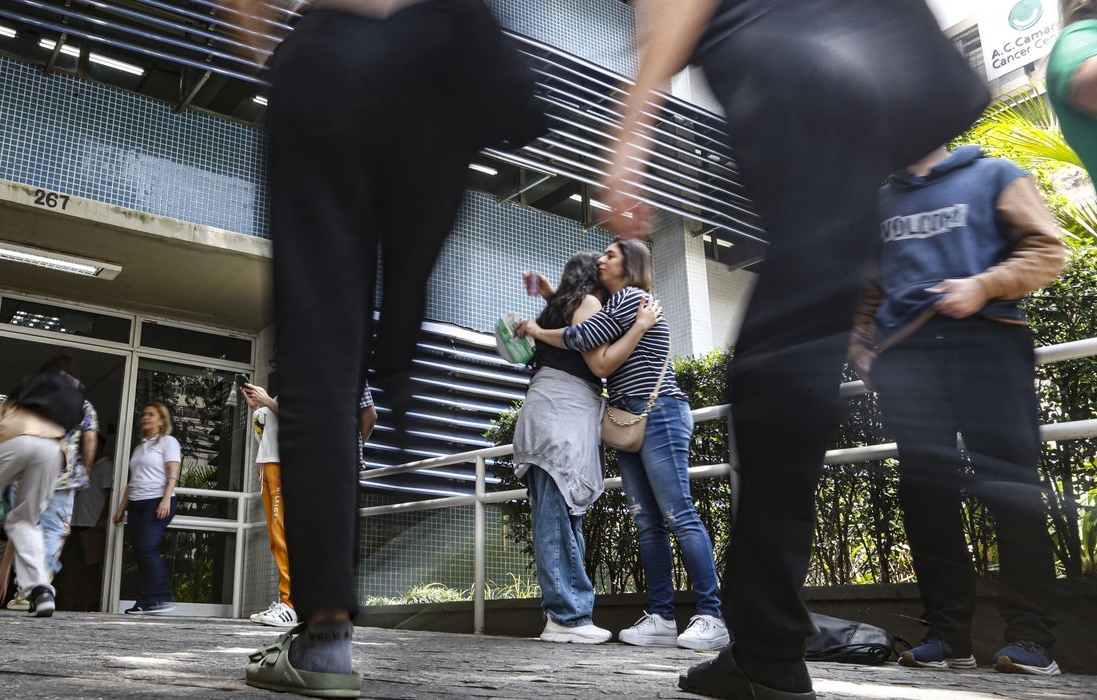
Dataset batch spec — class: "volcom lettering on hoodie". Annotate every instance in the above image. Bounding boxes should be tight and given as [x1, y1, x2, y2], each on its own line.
[880, 204, 968, 242]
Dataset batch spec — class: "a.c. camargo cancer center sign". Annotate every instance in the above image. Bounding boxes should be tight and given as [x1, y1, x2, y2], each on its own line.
[978, 0, 1061, 81]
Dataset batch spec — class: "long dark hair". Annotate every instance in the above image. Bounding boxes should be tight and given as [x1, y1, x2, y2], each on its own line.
[1062, 0, 1097, 25]
[38, 353, 77, 378]
[532, 251, 606, 365]
[537, 251, 606, 328]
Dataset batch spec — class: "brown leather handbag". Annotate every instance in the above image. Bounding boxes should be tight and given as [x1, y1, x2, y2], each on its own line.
[600, 353, 672, 452]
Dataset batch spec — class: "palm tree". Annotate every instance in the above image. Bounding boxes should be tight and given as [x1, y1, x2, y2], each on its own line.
[961, 81, 1097, 241]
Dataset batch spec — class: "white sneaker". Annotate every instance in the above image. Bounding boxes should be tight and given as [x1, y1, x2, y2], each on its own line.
[618, 611, 678, 647]
[6, 592, 30, 612]
[540, 618, 611, 644]
[250, 600, 279, 623]
[677, 614, 730, 650]
[253, 601, 298, 627]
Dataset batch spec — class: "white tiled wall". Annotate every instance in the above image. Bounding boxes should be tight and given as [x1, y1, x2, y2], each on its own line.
[705, 260, 757, 352]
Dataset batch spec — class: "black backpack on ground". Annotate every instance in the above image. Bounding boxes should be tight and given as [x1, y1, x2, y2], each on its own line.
[805, 613, 903, 665]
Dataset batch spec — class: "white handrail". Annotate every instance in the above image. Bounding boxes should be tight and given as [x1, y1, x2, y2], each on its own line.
[357, 336, 1097, 633]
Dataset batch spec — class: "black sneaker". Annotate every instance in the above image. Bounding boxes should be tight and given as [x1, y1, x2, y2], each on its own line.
[125, 602, 176, 615]
[28, 585, 55, 618]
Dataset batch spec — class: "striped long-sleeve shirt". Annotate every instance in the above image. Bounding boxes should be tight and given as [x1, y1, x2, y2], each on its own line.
[562, 286, 685, 405]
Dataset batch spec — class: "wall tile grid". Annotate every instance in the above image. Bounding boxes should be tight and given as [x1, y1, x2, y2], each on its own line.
[425, 192, 614, 332]
[0, 57, 617, 334]
[357, 496, 533, 601]
[490, 0, 637, 79]
[0, 55, 267, 237]
[706, 260, 757, 351]
[651, 212, 713, 358]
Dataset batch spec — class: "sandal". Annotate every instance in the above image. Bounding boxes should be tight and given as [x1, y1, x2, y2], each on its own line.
[245, 622, 362, 698]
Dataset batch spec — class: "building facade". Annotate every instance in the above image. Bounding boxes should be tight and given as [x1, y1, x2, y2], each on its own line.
[0, 0, 765, 613]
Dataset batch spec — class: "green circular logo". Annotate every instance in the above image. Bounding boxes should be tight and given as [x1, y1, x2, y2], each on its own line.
[1009, 0, 1043, 31]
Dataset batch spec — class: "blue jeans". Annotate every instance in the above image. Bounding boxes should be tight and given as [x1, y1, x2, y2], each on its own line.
[41, 487, 75, 577]
[525, 465, 595, 626]
[127, 497, 176, 606]
[617, 396, 721, 618]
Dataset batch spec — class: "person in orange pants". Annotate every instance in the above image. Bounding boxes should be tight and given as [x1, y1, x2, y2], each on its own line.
[242, 383, 296, 628]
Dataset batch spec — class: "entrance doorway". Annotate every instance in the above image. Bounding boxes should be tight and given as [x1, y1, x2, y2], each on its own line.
[0, 335, 128, 612]
[0, 293, 259, 617]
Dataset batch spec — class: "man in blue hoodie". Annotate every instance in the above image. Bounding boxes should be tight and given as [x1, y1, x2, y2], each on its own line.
[849, 145, 1065, 676]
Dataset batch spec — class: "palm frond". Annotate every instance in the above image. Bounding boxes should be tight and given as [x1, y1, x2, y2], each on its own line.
[1059, 198, 1097, 244]
[970, 81, 1084, 170]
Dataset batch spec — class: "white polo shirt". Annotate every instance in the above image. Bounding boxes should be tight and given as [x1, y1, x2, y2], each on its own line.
[128, 434, 182, 501]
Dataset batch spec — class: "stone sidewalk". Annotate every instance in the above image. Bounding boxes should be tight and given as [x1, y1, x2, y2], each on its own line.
[1, 613, 1094, 699]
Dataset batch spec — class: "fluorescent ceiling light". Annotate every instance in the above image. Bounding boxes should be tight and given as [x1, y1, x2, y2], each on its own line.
[9, 310, 73, 334]
[39, 38, 79, 57]
[39, 39, 145, 76]
[0, 242, 122, 280]
[468, 163, 497, 176]
[0, 25, 17, 39]
[703, 234, 732, 248]
[253, 95, 268, 106]
[568, 193, 612, 211]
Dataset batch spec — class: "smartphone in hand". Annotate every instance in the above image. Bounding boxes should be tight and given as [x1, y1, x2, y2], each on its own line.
[235, 372, 251, 387]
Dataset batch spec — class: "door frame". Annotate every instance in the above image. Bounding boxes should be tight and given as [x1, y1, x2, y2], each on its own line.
[0, 290, 257, 617]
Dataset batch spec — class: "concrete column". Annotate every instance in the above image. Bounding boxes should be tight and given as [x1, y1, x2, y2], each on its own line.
[650, 212, 712, 357]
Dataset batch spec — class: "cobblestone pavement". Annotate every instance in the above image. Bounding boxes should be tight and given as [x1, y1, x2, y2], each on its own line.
[1, 613, 1094, 699]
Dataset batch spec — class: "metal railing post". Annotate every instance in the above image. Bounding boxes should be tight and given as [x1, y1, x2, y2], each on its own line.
[726, 406, 740, 530]
[473, 455, 486, 635]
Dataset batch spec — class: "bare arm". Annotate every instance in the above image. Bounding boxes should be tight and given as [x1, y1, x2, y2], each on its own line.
[242, 383, 279, 413]
[519, 322, 566, 348]
[601, 0, 718, 237]
[112, 484, 130, 526]
[360, 405, 378, 443]
[580, 296, 662, 378]
[522, 271, 556, 299]
[216, 0, 279, 63]
[81, 430, 98, 472]
[848, 270, 883, 388]
[1070, 56, 1097, 116]
[156, 460, 181, 520]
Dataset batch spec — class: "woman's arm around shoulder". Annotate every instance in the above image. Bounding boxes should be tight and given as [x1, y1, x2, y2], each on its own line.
[580, 295, 662, 378]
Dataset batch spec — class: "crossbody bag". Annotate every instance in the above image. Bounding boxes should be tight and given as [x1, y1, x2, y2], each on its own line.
[600, 353, 672, 452]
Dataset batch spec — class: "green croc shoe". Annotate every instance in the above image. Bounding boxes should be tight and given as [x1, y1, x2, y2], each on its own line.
[245, 623, 362, 698]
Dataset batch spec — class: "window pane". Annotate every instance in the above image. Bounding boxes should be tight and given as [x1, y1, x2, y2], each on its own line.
[134, 359, 249, 498]
[140, 321, 251, 363]
[119, 529, 236, 605]
[0, 297, 131, 343]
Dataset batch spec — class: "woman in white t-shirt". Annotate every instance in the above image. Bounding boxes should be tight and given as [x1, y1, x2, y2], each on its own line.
[112, 402, 180, 614]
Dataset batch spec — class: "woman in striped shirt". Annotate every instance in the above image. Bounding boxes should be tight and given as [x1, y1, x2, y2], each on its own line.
[520, 239, 728, 651]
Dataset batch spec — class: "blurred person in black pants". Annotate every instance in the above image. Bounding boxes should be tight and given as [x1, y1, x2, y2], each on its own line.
[222, 0, 544, 696]
[597, 1, 989, 698]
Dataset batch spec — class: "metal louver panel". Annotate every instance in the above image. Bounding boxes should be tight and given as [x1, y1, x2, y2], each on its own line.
[358, 320, 528, 496]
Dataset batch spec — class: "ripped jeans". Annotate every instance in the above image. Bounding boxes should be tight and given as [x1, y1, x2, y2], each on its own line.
[617, 395, 722, 618]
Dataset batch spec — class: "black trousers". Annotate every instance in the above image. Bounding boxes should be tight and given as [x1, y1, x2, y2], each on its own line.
[701, 0, 977, 660]
[873, 318, 1057, 652]
[267, 6, 476, 619]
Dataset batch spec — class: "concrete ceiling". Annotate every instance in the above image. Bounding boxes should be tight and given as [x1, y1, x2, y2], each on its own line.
[0, 180, 272, 333]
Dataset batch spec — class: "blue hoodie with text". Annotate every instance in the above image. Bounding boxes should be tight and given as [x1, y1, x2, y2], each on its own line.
[875, 146, 1028, 345]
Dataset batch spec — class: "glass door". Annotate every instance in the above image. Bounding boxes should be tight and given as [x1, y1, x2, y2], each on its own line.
[0, 331, 129, 612]
[115, 357, 249, 615]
